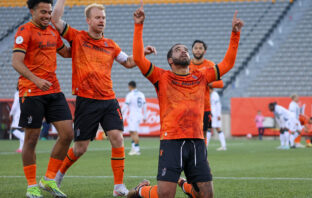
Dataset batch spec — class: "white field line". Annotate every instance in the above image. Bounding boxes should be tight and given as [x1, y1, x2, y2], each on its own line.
[0, 175, 311, 181]
[0, 142, 246, 155]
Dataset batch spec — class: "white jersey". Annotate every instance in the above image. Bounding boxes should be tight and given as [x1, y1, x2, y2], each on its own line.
[123, 89, 147, 120]
[274, 105, 300, 131]
[210, 90, 221, 117]
[9, 91, 21, 129]
[288, 101, 300, 120]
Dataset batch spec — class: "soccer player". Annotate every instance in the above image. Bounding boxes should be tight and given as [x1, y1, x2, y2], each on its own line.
[122, 81, 147, 156]
[51, 0, 156, 196]
[288, 94, 300, 120]
[189, 40, 224, 146]
[298, 114, 312, 147]
[127, 2, 243, 198]
[268, 102, 301, 149]
[10, 87, 25, 153]
[11, 0, 73, 197]
[210, 88, 227, 151]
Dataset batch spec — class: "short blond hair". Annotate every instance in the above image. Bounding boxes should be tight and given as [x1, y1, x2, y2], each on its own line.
[84, 3, 105, 18]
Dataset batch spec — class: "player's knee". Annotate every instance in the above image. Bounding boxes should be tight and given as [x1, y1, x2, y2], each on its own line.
[108, 130, 124, 147]
[74, 145, 87, 157]
[194, 182, 214, 198]
[157, 187, 174, 198]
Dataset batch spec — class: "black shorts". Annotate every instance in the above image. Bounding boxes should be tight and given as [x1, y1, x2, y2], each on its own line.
[19, 92, 72, 128]
[157, 139, 212, 184]
[74, 96, 124, 141]
[203, 111, 212, 132]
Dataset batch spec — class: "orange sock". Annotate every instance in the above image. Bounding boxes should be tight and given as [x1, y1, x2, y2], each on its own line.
[183, 182, 196, 198]
[140, 185, 158, 198]
[24, 164, 37, 186]
[294, 135, 301, 144]
[111, 147, 125, 185]
[59, 148, 80, 174]
[45, 157, 63, 179]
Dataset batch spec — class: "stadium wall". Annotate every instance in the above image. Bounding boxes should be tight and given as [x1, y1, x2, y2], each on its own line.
[231, 97, 312, 137]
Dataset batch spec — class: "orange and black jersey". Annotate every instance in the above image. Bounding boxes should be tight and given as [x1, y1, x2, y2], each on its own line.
[133, 24, 240, 140]
[13, 21, 64, 97]
[61, 24, 121, 100]
[190, 59, 224, 111]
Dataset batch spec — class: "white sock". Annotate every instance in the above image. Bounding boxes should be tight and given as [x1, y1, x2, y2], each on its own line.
[131, 141, 135, 150]
[135, 144, 140, 152]
[218, 132, 226, 148]
[206, 131, 211, 146]
[284, 132, 290, 147]
[12, 129, 23, 139]
[280, 133, 285, 146]
[290, 134, 295, 147]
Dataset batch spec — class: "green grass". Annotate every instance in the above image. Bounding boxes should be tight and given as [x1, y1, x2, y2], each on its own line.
[0, 138, 311, 198]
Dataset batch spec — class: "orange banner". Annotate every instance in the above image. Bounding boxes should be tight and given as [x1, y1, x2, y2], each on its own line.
[231, 97, 312, 136]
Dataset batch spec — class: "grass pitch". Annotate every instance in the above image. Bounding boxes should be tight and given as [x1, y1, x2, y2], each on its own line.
[0, 137, 311, 198]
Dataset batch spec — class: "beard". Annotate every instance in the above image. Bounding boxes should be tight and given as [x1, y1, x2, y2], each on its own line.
[193, 53, 204, 60]
[172, 56, 190, 67]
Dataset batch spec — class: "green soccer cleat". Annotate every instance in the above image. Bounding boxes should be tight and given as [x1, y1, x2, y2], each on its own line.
[26, 186, 43, 198]
[39, 177, 67, 198]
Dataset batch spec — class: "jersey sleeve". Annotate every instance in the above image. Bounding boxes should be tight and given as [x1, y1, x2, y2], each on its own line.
[204, 65, 220, 83]
[112, 40, 122, 59]
[211, 80, 224, 88]
[61, 23, 79, 44]
[56, 31, 65, 51]
[133, 23, 163, 84]
[13, 25, 30, 54]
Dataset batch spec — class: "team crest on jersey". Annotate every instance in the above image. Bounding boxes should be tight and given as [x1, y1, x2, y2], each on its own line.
[15, 36, 23, 44]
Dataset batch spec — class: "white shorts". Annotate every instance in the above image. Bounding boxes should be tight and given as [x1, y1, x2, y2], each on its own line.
[211, 116, 221, 128]
[128, 117, 141, 132]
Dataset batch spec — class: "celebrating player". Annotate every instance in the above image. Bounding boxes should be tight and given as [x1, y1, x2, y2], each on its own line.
[51, 0, 156, 196]
[127, 1, 243, 198]
[11, 0, 73, 197]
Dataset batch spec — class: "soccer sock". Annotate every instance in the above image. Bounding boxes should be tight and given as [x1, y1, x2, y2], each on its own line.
[294, 134, 301, 144]
[206, 131, 211, 146]
[24, 164, 37, 186]
[218, 132, 226, 148]
[111, 147, 125, 185]
[45, 157, 63, 179]
[131, 141, 135, 150]
[59, 147, 80, 174]
[280, 133, 285, 146]
[19, 132, 25, 150]
[182, 182, 196, 198]
[289, 134, 295, 147]
[13, 129, 23, 140]
[135, 144, 140, 152]
[139, 185, 158, 198]
[284, 132, 290, 147]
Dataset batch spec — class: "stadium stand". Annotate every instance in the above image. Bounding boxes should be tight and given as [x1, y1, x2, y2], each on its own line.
[246, 2, 312, 97]
[0, 1, 295, 99]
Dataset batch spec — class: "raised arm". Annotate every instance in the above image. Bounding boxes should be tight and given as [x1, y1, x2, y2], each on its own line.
[51, 0, 66, 34]
[218, 11, 244, 77]
[132, 1, 153, 74]
[209, 80, 224, 88]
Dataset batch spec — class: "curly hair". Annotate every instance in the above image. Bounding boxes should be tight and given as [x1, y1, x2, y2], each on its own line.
[27, 0, 53, 9]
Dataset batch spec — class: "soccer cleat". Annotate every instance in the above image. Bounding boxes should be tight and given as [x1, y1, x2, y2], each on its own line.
[39, 177, 67, 198]
[26, 186, 43, 198]
[16, 149, 22, 153]
[127, 179, 150, 198]
[113, 184, 129, 197]
[295, 143, 305, 148]
[216, 147, 227, 151]
[276, 145, 284, 149]
[129, 149, 141, 156]
[177, 178, 192, 198]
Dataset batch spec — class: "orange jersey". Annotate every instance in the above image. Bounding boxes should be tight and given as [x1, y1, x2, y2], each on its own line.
[133, 24, 240, 140]
[299, 114, 309, 125]
[62, 24, 121, 100]
[13, 21, 65, 97]
[190, 59, 224, 111]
